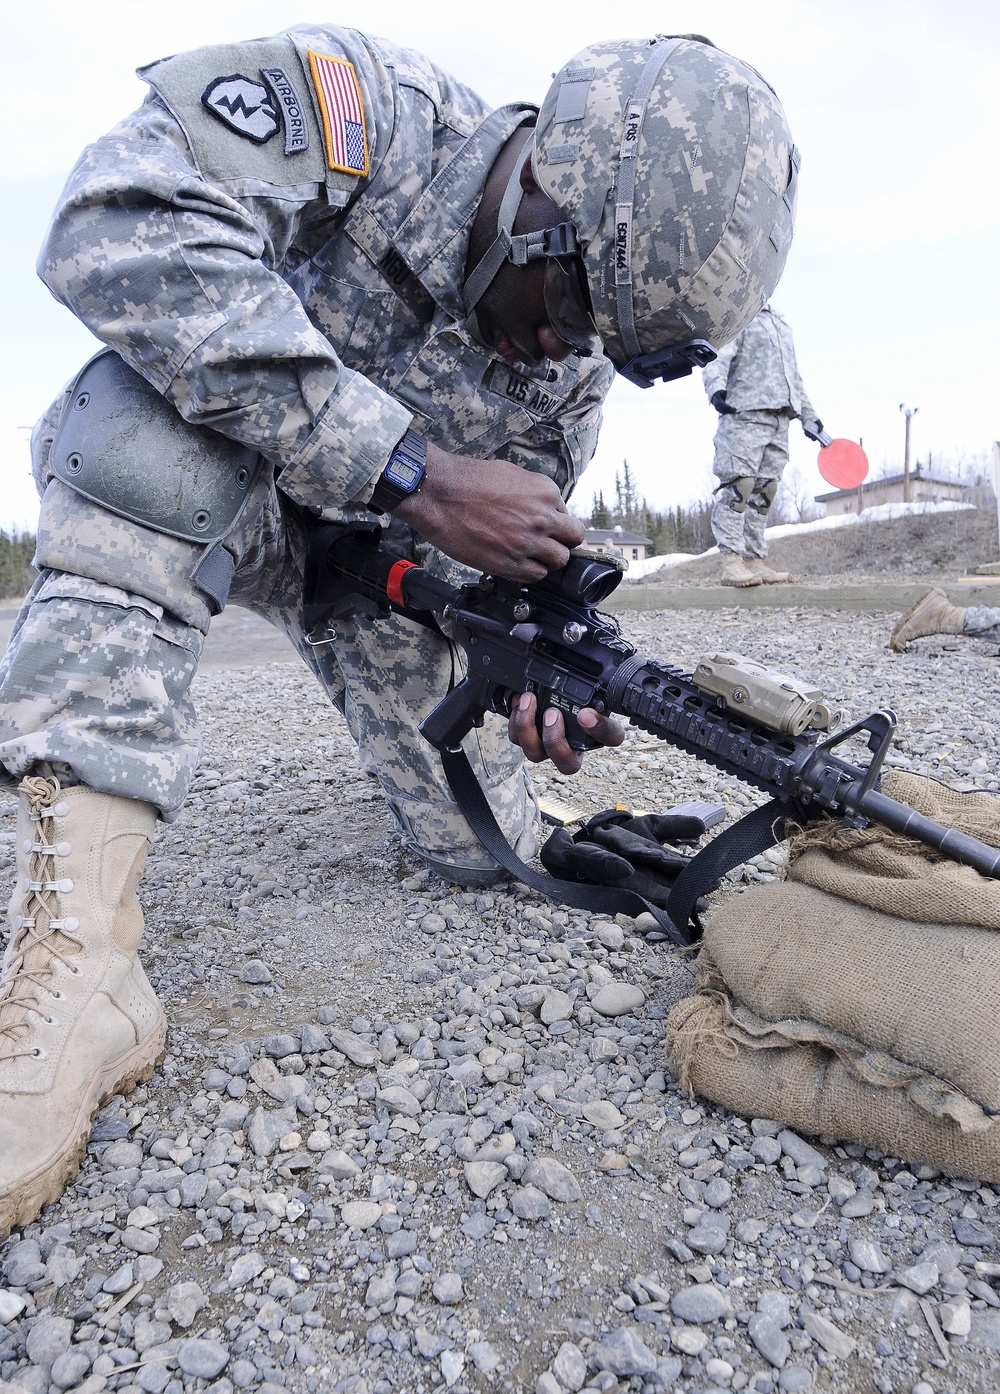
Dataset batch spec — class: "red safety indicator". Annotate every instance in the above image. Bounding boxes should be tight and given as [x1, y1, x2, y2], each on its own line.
[818, 438, 869, 489]
[386, 558, 417, 607]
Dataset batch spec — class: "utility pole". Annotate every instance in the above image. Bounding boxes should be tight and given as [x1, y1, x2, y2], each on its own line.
[899, 404, 919, 503]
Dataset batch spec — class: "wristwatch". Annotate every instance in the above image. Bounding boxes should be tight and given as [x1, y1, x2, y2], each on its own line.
[367, 429, 427, 513]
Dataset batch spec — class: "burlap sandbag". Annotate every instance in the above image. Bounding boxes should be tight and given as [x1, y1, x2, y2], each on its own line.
[669, 993, 1000, 1182]
[666, 772, 1000, 1179]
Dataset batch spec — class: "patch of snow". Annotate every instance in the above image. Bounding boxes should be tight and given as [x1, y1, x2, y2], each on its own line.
[620, 500, 976, 581]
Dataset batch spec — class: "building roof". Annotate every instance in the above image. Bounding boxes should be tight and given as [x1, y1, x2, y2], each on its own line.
[814, 472, 970, 503]
[584, 528, 654, 546]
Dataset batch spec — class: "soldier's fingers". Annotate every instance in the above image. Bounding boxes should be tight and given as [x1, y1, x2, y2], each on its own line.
[540, 706, 584, 775]
[576, 708, 625, 748]
[508, 692, 547, 761]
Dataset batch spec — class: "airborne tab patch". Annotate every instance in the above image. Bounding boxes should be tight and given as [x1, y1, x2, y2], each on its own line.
[307, 50, 369, 176]
[201, 74, 279, 143]
[260, 66, 309, 154]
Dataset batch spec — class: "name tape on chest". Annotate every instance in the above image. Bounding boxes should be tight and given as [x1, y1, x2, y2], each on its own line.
[307, 50, 370, 176]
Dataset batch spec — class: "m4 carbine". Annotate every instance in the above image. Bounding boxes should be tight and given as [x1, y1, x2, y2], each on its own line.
[305, 527, 1000, 941]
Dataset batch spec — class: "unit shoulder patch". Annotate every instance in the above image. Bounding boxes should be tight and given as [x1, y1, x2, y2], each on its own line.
[307, 50, 370, 175]
[202, 74, 280, 144]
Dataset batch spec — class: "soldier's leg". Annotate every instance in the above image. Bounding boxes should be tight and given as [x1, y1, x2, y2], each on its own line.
[241, 515, 538, 886]
[0, 444, 284, 1237]
[742, 412, 790, 561]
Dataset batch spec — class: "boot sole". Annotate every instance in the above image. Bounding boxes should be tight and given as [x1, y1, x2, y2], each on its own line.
[0, 1009, 168, 1240]
[720, 578, 762, 587]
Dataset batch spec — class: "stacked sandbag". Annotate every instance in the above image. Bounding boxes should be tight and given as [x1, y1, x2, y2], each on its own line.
[667, 771, 1000, 1180]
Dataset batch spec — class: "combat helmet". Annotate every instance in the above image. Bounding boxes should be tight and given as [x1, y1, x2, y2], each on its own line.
[465, 35, 798, 387]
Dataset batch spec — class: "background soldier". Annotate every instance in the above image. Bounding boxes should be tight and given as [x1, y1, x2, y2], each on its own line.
[0, 26, 797, 1234]
[703, 303, 823, 586]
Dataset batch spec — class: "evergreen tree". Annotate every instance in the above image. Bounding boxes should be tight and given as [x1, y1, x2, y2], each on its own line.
[0, 530, 37, 600]
[589, 490, 612, 528]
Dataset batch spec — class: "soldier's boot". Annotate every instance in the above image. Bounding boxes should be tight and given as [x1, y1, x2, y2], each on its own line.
[719, 553, 763, 587]
[0, 777, 165, 1239]
[890, 589, 967, 652]
[744, 557, 792, 584]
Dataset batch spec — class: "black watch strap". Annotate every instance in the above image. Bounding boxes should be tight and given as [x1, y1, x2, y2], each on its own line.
[368, 429, 427, 513]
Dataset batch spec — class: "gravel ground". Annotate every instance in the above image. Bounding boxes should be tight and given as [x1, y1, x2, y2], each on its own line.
[2, 602, 1000, 1394]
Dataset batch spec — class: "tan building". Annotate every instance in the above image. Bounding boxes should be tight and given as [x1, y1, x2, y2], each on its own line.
[815, 468, 970, 516]
[583, 527, 654, 562]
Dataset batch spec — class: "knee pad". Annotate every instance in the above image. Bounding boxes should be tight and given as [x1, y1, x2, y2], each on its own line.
[748, 478, 779, 513]
[719, 476, 755, 514]
[47, 350, 264, 614]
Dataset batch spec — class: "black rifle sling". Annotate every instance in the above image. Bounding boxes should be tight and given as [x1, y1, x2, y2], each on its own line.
[441, 745, 790, 946]
[440, 744, 789, 949]
[664, 799, 787, 933]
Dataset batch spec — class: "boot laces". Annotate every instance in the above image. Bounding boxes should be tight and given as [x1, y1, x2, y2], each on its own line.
[0, 776, 83, 1059]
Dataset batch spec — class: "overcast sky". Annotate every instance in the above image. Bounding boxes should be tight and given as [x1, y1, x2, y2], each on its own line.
[2, 0, 998, 530]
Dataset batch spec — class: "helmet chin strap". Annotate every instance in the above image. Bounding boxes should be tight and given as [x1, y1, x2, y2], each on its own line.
[462, 124, 535, 341]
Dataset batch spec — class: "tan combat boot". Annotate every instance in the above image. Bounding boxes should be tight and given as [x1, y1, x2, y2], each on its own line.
[890, 588, 967, 651]
[0, 777, 166, 1238]
[744, 557, 792, 584]
[719, 554, 762, 587]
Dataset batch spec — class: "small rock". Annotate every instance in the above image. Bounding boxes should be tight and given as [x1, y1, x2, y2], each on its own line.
[464, 1161, 508, 1199]
[801, 1311, 856, 1359]
[897, 1261, 939, 1295]
[582, 1101, 626, 1131]
[327, 1028, 378, 1067]
[777, 1130, 827, 1169]
[939, 1300, 971, 1337]
[523, 1157, 582, 1202]
[164, 1281, 207, 1328]
[238, 960, 272, 984]
[176, 1337, 230, 1379]
[512, 1186, 551, 1221]
[590, 984, 645, 1018]
[25, 1315, 73, 1365]
[227, 1252, 268, 1289]
[670, 1284, 731, 1324]
[540, 990, 574, 1025]
[342, 1201, 382, 1230]
[849, 1238, 891, 1274]
[551, 1340, 587, 1391]
[432, 1273, 464, 1305]
[588, 1327, 657, 1376]
[749, 1312, 790, 1368]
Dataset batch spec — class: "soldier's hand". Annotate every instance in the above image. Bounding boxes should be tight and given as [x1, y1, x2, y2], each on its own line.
[393, 444, 584, 582]
[802, 417, 824, 442]
[507, 692, 624, 775]
[711, 390, 737, 415]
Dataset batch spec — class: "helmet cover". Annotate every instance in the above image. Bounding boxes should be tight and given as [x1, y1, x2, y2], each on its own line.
[533, 36, 798, 374]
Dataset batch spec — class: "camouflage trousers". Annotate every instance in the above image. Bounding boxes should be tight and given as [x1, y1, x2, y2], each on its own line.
[0, 461, 538, 884]
[964, 606, 1000, 637]
[710, 408, 792, 558]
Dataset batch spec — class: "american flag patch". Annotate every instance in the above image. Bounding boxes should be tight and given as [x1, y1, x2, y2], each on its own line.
[307, 50, 369, 176]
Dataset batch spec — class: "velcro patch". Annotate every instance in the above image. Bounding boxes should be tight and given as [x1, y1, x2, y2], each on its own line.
[547, 142, 580, 165]
[202, 74, 279, 144]
[307, 50, 369, 175]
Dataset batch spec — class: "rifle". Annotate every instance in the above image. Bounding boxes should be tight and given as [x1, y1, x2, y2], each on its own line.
[304, 526, 1000, 944]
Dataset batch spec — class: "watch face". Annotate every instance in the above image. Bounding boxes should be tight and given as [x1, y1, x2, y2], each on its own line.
[387, 457, 421, 489]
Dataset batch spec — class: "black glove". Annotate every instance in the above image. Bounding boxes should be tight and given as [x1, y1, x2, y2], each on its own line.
[802, 417, 824, 442]
[711, 390, 737, 415]
[540, 803, 725, 912]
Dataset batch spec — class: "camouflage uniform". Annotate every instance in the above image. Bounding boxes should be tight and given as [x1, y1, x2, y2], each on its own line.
[702, 306, 818, 559]
[0, 25, 614, 880]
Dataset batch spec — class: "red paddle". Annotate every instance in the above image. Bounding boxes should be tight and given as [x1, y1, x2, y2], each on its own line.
[816, 431, 869, 489]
